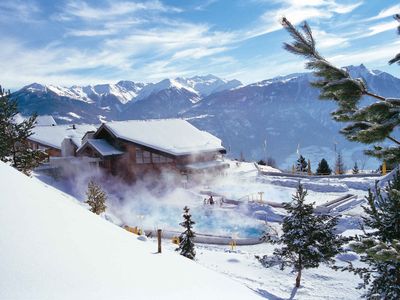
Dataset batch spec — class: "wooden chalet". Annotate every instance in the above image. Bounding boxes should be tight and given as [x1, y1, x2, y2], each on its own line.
[27, 124, 97, 157]
[76, 119, 228, 180]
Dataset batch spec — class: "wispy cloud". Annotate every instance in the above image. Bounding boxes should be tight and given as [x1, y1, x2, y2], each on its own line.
[246, 0, 362, 39]
[368, 4, 400, 21]
[1, 0, 399, 89]
[362, 20, 399, 37]
[329, 40, 400, 66]
[194, 0, 218, 11]
[58, 0, 181, 21]
[0, 0, 41, 23]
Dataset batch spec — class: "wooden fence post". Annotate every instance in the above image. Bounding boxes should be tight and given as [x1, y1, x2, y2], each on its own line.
[157, 229, 162, 253]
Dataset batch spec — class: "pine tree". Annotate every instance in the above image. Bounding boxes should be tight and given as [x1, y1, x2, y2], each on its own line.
[280, 16, 400, 165]
[316, 158, 332, 175]
[258, 159, 267, 166]
[296, 155, 308, 173]
[335, 152, 345, 175]
[176, 206, 196, 260]
[342, 172, 400, 298]
[352, 161, 359, 174]
[0, 86, 46, 175]
[85, 180, 107, 215]
[258, 183, 343, 287]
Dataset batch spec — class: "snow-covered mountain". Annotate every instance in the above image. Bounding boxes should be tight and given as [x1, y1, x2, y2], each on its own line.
[175, 74, 242, 97]
[12, 65, 400, 167]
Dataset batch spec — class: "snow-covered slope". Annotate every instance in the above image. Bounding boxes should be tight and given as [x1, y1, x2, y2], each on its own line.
[0, 162, 262, 300]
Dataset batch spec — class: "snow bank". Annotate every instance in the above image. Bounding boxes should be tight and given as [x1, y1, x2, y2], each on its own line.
[0, 162, 262, 300]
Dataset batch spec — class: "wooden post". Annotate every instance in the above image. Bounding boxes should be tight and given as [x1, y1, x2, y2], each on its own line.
[157, 229, 162, 253]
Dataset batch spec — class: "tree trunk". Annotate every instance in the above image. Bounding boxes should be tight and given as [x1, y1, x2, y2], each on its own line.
[296, 269, 301, 288]
[296, 255, 302, 288]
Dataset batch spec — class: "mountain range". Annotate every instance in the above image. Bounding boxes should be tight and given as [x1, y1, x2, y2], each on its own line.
[12, 65, 400, 169]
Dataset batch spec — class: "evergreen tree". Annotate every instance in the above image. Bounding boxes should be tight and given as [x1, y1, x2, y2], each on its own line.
[341, 172, 400, 298]
[352, 161, 359, 174]
[176, 206, 196, 260]
[296, 155, 308, 173]
[280, 16, 400, 165]
[258, 159, 267, 166]
[335, 152, 345, 175]
[258, 183, 343, 287]
[316, 158, 332, 175]
[0, 86, 45, 175]
[85, 180, 107, 215]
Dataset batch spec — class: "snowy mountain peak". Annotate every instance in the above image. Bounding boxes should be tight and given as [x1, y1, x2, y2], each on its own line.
[175, 74, 242, 96]
[117, 80, 145, 91]
[23, 83, 47, 93]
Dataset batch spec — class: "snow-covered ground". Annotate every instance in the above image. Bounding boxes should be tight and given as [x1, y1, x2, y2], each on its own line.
[0, 162, 263, 300]
[5, 159, 380, 299]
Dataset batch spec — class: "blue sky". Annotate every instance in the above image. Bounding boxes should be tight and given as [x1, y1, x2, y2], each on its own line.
[0, 0, 399, 89]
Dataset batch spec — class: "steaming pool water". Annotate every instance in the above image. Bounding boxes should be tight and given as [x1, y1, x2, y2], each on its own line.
[117, 203, 268, 238]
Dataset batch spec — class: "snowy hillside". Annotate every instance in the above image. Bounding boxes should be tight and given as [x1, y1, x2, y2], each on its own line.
[0, 162, 263, 300]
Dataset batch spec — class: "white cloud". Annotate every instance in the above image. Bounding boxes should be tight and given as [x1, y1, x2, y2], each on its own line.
[313, 29, 349, 49]
[59, 0, 181, 21]
[361, 20, 399, 38]
[246, 0, 362, 39]
[329, 40, 400, 66]
[0, 0, 41, 23]
[368, 4, 400, 21]
[195, 0, 218, 11]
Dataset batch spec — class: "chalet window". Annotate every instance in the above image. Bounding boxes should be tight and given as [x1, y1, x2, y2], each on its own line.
[136, 148, 151, 164]
[151, 152, 173, 163]
[143, 150, 151, 163]
[152, 153, 161, 163]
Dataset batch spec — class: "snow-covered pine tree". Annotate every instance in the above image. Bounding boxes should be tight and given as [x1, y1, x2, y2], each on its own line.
[342, 171, 400, 298]
[316, 158, 332, 175]
[0, 86, 46, 175]
[258, 183, 343, 287]
[176, 206, 196, 260]
[335, 152, 345, 175]
[85, 180, 107, 215]
[280, 16, 400, 165]
[296, 155, 308, 173]
[352, 161, 359, 174]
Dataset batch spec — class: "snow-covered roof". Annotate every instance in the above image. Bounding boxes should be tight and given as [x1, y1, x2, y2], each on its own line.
[100, 119, 225, 156]
[79, 139, 124, 157]
[29, 124, 97, 149]
[13, 114, 57, 126]
[36, 115, 57, 126]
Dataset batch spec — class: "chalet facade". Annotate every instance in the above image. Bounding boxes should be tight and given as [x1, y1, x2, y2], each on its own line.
[76, 119, 228, 180]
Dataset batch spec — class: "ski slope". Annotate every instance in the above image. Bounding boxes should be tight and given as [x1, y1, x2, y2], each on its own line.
[0, 162, 263, 300]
